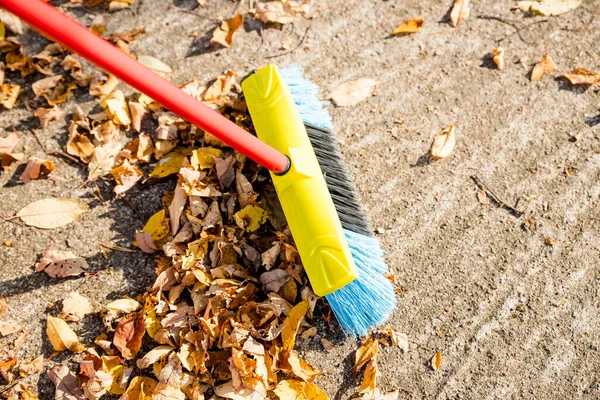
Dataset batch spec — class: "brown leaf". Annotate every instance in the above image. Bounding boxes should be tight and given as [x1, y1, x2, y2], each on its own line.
[353, 337, 378, 375]
[260, 269, 291, 293]
[20, 157, 55, 182]
[476, 189, 489, 205]
[110, 160, 143, 195]
[47, 365, 85, 400]
[67, 124, 95, 163]
[33, 105, 63, 128]
[329, 78, 379, 107]
[236, 171, 258, 207]
[35, 247, 88, 278]
[113, 312, 145, 359]
[321, 338, 335, 352]
[88, 142, 122, 181]
[449, 0, 470, 27]
[562, 68, 600, 86]
[129, 101, 146, 132]
[391, 18, 424, 35]
[46, 315, 84, 352]
[531, 55, 555, 81]
[254, 1, 296, 24]
[358, 359, 377, 394]
[517, 0, 582, 16]
[210, 14, 244, 48]
[89, 72, 119, 97]
[492, 47, 505, 70]
[286, 350, 321, 382]
[282, 300, 308, 351]
[120, 376, 157, 399]
[430, 125, 456, 159]
[430, 351, 442, 370]
[0, 321, 20, 336]
[216, 155, 236, 189]
[19, 355, 44, 377]
[261, 242, 281, 270]
[0, 82, 20, 109]
[135, 230, 157, 254]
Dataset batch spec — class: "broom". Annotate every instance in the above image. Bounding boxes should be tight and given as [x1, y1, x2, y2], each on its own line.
[0, 0, 396, 335]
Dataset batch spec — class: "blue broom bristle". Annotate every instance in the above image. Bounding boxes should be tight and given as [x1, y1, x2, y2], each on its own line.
[280, 66, 397, 336]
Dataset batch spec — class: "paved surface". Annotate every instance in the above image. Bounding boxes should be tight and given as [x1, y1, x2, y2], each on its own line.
[2, 0, 600, 398]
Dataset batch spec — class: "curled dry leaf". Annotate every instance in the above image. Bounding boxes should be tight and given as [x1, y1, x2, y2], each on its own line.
[0, 131, 23, 170]
[329, 78, 379, 107]
[121, 376, 157, 399]
[211, 14, 244, 48]
[562, 68, 600, 86]
[430, 351, 442, 370]
[137, 55, 173, 74]
[517, 0, 582, 16]
[358, 359, 377, 395]
[449, 0, 470, 27]
[19, 355, 44, 377]
[476, 189, 489, 205]
[111, 160, 143, 195]
[354, 337, 378, 376]
[492, 47, 505, 70]
[530, 55, 555, 81]
[0, 82, 20, 109]
[391, 18, 424, 35]
[33, 105, 63, 128]
[136, 346, 174, 369]
[113, 312, 145, 359]
[321, 338, 335, 352]
[260, 269, 291, 292]
[67, 125, 95, 163]
[254, 1, 296, 24]
[17, 198, 88, 229]
[88, 141, 123, 181]
[0, 10, 23, 35]
[20, 157, 55, 183]
[46, 315, 84, 352]
[48, 365, 85, 400]
[105, 298, 141, 313]
[429, 125, 456, 159]
[378, 327, 409, 352]
[35, 247, 89, 278]
[282, 300, 308, 351]
[135, 230, 157, 253]
[61, 292, 94, 322]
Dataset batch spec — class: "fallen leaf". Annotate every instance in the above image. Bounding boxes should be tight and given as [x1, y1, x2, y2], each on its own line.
[211, 14, 244, 48]
[105, 298, 141, 314]
[260, 269, 291, 293]
[476, 189, 489, 205]
[121, 376, 157, 400]
[378, 327, 409, 352]
[562, 68, 600, 86]
[545, 237, 557, 246]
[353, 337, 378, 375]
[135, 230, 157, 254]
[19, 355, 44, 377]
[46, 315, 84, 352]
[356, 389, 400, 400]
[234, 205, 268, 232]
[430, 351, 442, 370]
[66, 125, 95, 163]
[142, 209, 170, 242]
[138, 55, 173, 74]
[449, 0, 470, 27]
[429, 125, 456, 159]
[61, 292, 94, 322]
[33, 105, 63, 128]
[261, 242, 281, 270]
[531, 55, 555, 81]
[274, 379, 328, 400]
[254, 1, 296, 24]
[492, 47, 505, 70]
[358, 359, 377, 394]
[150, 149, 189, 178]
[215, 155, 236, 190]
[0, 321, 20, 336]
[0, 82, 20, 109]
[35, 247, 89, 278]
[89, 72, 119, 97]
[391, 18, 424, 35]
[17, 198, 87, 229]
[88, 141, 122, 181]
[282, 300, 308, 351]
[102, 90, 131, 126]
[110, 160, 143, 195]
[517, 0, 582, 16]
[48, 365, 85, 400]
[329, 78, 379, 107]
[190, 147, 223, 169]
[113, 312, 145, 359]
[321, 338, 335, 352]
[136, 346, 174, 369]
[0, 10, 23, 35]
[20, 157, 55, 183]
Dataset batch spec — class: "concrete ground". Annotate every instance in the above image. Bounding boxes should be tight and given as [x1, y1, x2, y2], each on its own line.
[2, 0, 600, 398]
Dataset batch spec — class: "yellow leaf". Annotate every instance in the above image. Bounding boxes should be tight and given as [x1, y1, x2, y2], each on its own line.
[142, 295, 161, 339]
[142, 209, 170, 242]
[430, 351, 442, 370]
[21, 389, 39, 400]
[282, 300, 308, 351]
[137, 55, 172, 74]
[391, 18, 424, 35]
[562, 68, 600, 86]
[530, 55, 555, 81]
[16, 198, 88, 229]
[102, 90, 131, 126]
[107, 364, 129, 395]
[46, 315, 84, 352]
[149, 148, 189, 178]
[358, 359, 377, 394]
[353, 337, 378, 375]
[210, 14, 244, 48]
[121, 376, 157, 399]
[233, 205, 267, 232]
[0, 22, 5, 41]
[190, 147, 223, 170]
[274, 380, 329, 400]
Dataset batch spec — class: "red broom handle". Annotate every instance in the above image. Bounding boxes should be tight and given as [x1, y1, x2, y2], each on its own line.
[0, 0, 289, 173]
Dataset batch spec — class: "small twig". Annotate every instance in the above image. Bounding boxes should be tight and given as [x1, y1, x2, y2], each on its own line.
[119, 197, 144, 221]
[28, 128, 47, 153]
[100, 243, 137, 253]
[265, 24, 310, 59]
[471, 175, 523, 218]
[478, 15, 547, 46]
[49, 151, 85, 167]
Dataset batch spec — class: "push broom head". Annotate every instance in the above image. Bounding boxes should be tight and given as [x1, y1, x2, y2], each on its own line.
[243, 66, 396, 336]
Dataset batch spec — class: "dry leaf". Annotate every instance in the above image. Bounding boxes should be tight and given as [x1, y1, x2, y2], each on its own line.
[254, 1, 296, 24]
[35, 247, 89, 278]
[430, 351, 442, 370]
[48, 365, 85, 400]
[353, 337, 378, 375]
[142, 209, 170, 242]
[234, 205, 268, 232]
[211, 14, 244, 48]
[492, 47, 505, 70]
[0, 321, 20, 336]
[531, 55, 555, 81]
[449, 0, 470, 27]
[20, 157, 55, 183]
[0, 10, 23, 35]
[391, 18, 424, 35]
[33, 105, 63, 128]
[562, 68, 600, 86]
[273, 380, 328, 400]
[378, 327, 408, 352]
[0, 82, 20, 109]
[138, 55, 173, 74]
[329, 78, 379, 107]
[356, 389, 400, 400]
[321, 338, 335, 352]
[135, 230, 157, 254]
[261, 242, 281, 270]
[61, 292, 94, 322]
[19, 355, 44, 377]
[17, 198, 87, 229]
[358, 359, 377, 394]
[102, 90, 131, 126]
[517, 0, 582, 16]
[46, 315, 84, 352]
[429, 125, 456, 159]
[105, 298, 141, 313]
[150, 148, 189, 178]
[113, 312, 145, 359]
[286, 350, 322, 382]
[260, 269, 291, 292]
[111, 160, 143, 195]
[88, 141, 122, 181]
[282, 300, 308, 351]
[66, 125, 95, 163]
[121, 376, 157, 399]
[136, 346, 174, 369]
[476, 189, 489, 205]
